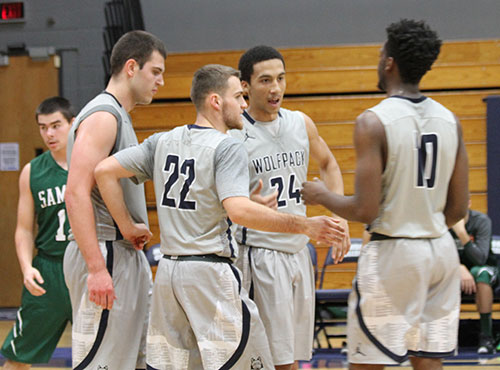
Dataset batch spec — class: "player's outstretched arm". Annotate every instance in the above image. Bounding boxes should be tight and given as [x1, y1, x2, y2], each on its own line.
[223, 196, 344, 248]
[94, 156, 152, 250]
[15, 163, 46, 296]
[303, 112, 350, 261]
[66, 112, 118, 309]
[301, 111, 385, 224]
[444, 116, 469, 228]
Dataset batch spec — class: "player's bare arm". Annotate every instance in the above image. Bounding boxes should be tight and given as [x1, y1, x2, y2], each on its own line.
[443, 116, 469, 227]
[303, 112, 351, 261]
[15, 163, 46, 296]
[451, 218, 470, 246]
[301, 111, 385, 224]
[459, 264, 476, 295]
[65, 111, 118, 309]
[223, 196, 344, 246]
[94, 156, 152, 250]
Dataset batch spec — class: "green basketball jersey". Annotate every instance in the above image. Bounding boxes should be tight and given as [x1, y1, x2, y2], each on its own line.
[30, 151, 69, 257]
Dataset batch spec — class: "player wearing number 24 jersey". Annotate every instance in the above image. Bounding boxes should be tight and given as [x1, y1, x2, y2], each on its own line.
[1, 97, 74, 367]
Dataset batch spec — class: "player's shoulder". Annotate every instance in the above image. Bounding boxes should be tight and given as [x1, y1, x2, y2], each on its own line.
[469, 209, 492, 224]
[214, 134, 245, 156]
[278, 107, 303, 120]
[220, 133, 244, 147]
[30, 150, 51, 167]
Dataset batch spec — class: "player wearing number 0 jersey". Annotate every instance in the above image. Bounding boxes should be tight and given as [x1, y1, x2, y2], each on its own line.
[94, 64, 344, 370]
[1, 97, 74, 368]
[301, 19, 469, 368]
[368, 96, 459, 237]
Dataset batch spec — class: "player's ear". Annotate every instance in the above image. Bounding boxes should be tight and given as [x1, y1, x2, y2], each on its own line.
[209, 93, 222, 111]
[385, 57, 395, 72]
[241, 80, 250, 95]
[124, 58, 138, 77]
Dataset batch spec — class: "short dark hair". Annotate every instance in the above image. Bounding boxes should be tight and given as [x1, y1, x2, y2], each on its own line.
[385, 19, 442, 84]
[190, 64, 240, 111]
[35, 96, 75, 122]
[238, 45, 285, 83]
[110, 30, 167, 76]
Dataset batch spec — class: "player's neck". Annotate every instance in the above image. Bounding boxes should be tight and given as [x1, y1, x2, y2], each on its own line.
[386, 83, 421, 99]
[194, 113, 226, 133]
[49, 149, 68, 170]
[105, 79, 135, 112]
[246, 106, 279, 122]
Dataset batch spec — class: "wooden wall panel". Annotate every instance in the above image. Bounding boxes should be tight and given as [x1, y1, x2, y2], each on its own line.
[0, 56, 59, 307]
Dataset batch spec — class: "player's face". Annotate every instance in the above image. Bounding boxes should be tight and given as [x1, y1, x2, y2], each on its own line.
[377, 44, 388, 92]
[221, 76, 248, 131]
[132, 50, 165, 105]
[243, 58, 286, 122]
[37, 111, 73, 153]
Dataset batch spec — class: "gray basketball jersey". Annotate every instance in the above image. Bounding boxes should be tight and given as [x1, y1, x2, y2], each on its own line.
[114, 125, 250, 257]
[67, 92, 148, 241]
[368, 96, 459, 238]
[229, 108, 309, 254]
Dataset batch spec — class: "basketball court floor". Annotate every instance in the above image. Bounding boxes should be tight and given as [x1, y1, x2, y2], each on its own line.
[1, 308, 500, 369]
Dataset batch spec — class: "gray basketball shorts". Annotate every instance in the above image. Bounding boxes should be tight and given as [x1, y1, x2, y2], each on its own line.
[236, 244, 315, 365]
[63, 240, 152, 370]
[146, 257, 273, 370]
[347, 232, 461, 365]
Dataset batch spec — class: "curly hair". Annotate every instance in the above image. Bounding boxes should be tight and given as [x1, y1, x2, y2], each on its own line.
[385, 19, 442, 84]
[238, 45, 285, 83]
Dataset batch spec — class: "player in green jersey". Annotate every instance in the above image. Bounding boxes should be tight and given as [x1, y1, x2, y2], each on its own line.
[1, 97, 75, 369]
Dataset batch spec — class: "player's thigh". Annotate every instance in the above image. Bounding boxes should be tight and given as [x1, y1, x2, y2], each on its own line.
[250, 248, 298, 364]
[292, 247, 315, 361]
[147, 258, 200, 370]
[175, 260, 273, 370]
[71, 242, 152, 369]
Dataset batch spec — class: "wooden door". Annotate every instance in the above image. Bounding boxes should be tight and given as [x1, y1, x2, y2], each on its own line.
[0, 55, 59, 307]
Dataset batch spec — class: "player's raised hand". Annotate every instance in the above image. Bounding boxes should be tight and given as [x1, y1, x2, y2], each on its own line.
[301, 178, 330, 206]
[122, 223, 153, 250]
[250, 179, 278, 210]
[304, 216, 344, 250]
[88, 268, 116, 310]
[23, 266, 46, 296]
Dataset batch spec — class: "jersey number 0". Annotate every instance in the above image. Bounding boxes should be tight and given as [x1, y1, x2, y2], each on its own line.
[415, 133, 438, 188]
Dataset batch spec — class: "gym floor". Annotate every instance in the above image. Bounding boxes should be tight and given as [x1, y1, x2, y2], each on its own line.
[1, 309, 500, 369]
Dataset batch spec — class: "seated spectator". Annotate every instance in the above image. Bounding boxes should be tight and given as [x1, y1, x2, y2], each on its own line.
[450, 203, 498, 354]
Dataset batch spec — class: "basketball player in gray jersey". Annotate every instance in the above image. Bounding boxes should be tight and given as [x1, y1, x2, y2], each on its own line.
[94, 64, 345, 370]
[302, 19, 469, 370]
[229, 45, 350, 369]
[64, 31, 166, 369]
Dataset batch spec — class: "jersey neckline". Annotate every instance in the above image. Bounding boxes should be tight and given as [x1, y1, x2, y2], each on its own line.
[390, 95, 427, 104]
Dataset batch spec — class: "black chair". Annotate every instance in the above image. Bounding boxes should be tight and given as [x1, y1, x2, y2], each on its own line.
[313, 239, 363, 349]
